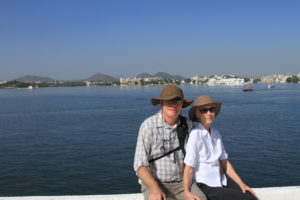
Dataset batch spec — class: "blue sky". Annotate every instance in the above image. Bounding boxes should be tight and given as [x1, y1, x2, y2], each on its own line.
[0, 0, 299, 80]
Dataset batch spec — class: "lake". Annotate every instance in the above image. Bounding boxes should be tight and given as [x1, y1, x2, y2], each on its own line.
[0, 84, 299, 196]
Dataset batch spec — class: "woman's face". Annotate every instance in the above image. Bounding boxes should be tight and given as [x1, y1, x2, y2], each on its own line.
[196, 103, 216, 126]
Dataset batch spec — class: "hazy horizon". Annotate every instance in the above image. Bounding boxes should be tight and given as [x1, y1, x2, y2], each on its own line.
[1, 0, 300, 81]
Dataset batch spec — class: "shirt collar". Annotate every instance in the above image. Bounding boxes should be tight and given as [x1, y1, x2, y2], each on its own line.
[195, 122, 214, 136]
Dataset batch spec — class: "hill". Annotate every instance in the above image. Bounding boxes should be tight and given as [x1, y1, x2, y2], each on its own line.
[14, 75, 56, 83]
[86, 73, 118, 82]
[136, 72, 153, 78]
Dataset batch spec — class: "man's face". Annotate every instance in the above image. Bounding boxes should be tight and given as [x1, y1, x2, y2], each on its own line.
[161, 98, 183, 120]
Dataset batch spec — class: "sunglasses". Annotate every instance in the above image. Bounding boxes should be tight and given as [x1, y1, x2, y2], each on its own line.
[199, 107, 216, 113]
[164, 99, 183, 105]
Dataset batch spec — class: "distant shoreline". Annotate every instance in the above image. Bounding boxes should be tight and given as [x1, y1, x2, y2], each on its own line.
[1, 82, 300, 90]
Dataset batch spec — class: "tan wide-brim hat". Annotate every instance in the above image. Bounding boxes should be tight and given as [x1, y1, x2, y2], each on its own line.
[151, 85, 193, 108]
[189, 95, 222, 121]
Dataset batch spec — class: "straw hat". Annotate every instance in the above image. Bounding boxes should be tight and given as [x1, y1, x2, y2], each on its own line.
[151, 85, 193, 108]
[189, 95, 222, 121]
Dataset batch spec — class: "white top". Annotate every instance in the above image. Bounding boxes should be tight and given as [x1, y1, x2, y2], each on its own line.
[184, 123, 228, 187]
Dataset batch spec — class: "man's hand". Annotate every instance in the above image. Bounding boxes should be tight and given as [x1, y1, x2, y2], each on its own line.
[149, 187, 166, 200]
[184, 191, 202, 200]
[137, 166, 166, 200]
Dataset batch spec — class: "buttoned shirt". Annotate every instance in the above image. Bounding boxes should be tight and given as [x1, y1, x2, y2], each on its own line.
[134, 110, 193, 183]
[184, 123, 228, 187]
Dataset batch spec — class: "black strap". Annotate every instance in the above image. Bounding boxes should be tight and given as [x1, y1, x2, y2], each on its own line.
[149, 116, 188, 163]
[148, 147, 181, 163]
[177, 115, 188, 156]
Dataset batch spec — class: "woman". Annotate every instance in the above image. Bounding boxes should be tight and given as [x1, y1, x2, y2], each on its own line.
[183, 95, 257, 200]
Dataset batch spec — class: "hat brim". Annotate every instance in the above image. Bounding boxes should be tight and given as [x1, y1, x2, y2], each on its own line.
[188, 102, 222, 121]
[151, 97, 193, 108]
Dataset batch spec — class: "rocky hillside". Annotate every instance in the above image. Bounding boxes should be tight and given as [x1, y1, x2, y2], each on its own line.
[86, 73, 118, 82]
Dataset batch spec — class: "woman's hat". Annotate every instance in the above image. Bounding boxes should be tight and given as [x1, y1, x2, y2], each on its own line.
[188, 95, 222, 121]
[151, 85, 193, 108]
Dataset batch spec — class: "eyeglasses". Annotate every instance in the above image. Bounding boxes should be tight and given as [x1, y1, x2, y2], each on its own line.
[199, 107, 216, 113]
[164, 99, 183, 105]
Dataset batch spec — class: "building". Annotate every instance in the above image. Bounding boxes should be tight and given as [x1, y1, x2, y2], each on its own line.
[206, 75, 244, 86]
[261, 74, 293, 84]
[120, 77, 142, 86]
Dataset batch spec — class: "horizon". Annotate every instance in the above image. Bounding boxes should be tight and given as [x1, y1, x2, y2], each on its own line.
[1, 0, 300, 80]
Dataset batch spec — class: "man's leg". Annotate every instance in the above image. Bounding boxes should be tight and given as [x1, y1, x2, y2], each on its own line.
[141, 183, 175, 200]
[169, 181, 207, 200]
[142, 181, 207, 200]
[141, 184, 149, 200]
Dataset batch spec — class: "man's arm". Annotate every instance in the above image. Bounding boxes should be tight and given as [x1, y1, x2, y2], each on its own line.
[137, 166, 166, 200]
[220, 159, 256, 196]
[134, 117, 166, 200]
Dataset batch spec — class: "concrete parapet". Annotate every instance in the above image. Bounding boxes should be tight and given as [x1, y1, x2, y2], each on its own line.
[254, 186, 300, 200]
[0, 186, 299, 200]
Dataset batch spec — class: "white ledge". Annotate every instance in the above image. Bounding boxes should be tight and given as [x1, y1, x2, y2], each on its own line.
[0, 186, 299, 200]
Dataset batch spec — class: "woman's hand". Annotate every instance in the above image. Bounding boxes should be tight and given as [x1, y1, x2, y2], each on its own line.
[240, 183, 256, 197]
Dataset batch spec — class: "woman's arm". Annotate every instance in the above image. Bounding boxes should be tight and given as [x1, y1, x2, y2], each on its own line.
[183, 165, 202, 200]
[219, 159, 256, 196]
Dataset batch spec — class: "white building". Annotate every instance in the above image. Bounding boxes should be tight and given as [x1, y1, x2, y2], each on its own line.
[207, 76, 244, 86]
[217, 78, 244, 85]
[190, 75, 209, 84]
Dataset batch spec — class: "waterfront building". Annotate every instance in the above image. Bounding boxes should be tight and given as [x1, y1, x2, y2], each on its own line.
[261, 74, 293, 84]
[191, 75, 245, 86]
[191, 75, 209, 84]
[206, 75, 244, 86]
[84, 81, 92, 86]
[120, 77, 142, 86]
[217, 77, 244, 85]
[143, 76, 163, 82]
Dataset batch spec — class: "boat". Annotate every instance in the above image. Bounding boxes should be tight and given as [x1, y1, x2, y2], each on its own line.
[268, 84, 275, 88]
[243, 85, 253, 92]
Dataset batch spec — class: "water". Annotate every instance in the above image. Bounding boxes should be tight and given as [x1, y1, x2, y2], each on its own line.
[0, 84, 299, 196]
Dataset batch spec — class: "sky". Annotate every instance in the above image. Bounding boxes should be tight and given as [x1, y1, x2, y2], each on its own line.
[0, 0, 299, 81]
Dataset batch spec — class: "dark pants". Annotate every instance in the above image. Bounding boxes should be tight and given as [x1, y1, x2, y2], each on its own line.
[197, 176, 258, 200]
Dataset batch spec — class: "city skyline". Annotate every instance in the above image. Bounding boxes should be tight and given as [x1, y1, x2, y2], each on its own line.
[1, 0, 300, 81]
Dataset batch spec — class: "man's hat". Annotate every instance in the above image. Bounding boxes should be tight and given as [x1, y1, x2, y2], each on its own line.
[151, 85, 193, 108]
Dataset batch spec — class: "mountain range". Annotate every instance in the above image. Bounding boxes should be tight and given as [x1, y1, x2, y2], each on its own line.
[14, 75, 56, 83]
[12, 72, 186, 83]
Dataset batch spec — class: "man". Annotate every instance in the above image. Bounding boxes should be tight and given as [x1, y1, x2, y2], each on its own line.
[134, 85, 206, 200]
